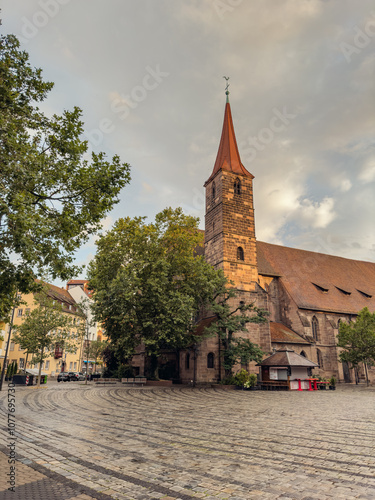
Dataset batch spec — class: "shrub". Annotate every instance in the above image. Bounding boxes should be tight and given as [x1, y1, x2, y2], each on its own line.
[117, 364, 134, 379]
[329, 376, 336, 386]
[234, 369, 250, 387]
[220, 375, 236, 385]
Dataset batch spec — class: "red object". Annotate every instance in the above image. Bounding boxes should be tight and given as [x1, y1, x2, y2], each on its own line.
[297, 378, 302, 391]
[54, 345, 63, 359]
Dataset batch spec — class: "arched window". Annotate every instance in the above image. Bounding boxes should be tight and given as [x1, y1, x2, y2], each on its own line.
[237, 246, 244, 261]
[234, 178, 241, 195]
[300, 351, 306, 358]
[316, 348, 323, 369]
[207, 352, 214, 369]
[212, 182, 216, 200]
[312, 316, 319, 341]
[185, 353, 190, 370]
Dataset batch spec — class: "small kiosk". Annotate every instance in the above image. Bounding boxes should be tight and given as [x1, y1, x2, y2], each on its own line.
[258, 349, 318, 391]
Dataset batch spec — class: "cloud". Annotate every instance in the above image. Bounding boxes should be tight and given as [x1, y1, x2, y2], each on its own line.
[359, 158, 375, 183]
[3, 0, 374, 266]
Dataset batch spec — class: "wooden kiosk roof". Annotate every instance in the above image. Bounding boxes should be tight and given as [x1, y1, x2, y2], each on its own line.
[259, 349, 318, 368]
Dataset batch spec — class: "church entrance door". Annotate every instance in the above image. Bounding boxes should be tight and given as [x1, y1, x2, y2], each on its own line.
[342, 361, 351, 383]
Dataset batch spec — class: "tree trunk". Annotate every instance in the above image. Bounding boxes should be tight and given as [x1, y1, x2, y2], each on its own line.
[364, 362, 369, 386]
[223, 335, 231, 379]
[37, 348, 43, 388]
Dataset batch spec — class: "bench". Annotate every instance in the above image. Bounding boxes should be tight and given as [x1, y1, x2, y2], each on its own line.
[94, 378, 120, 385]
[121, 377, 147, 386]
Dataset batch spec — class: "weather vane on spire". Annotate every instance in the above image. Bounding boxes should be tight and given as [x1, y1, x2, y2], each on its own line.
[223, 76, 230, 102]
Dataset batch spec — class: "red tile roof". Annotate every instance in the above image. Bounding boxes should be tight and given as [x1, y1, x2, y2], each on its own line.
[270, 322, 310, 344]
[43, 282, 77, 306]
[205, 101, 254, 186]
[257, 241, 375, 315]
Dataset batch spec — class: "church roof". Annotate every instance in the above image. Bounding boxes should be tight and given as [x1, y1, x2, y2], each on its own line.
[204, 100, 254, 186]
[259, 349, 318, 367]
[257, 241, 375, 315]
[270, 322, 310, 344]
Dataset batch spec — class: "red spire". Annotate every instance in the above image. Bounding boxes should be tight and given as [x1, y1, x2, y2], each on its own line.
[205, 100, 253, 186]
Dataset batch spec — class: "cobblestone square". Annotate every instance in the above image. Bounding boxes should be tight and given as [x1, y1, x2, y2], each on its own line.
[1, 383, 375, 499]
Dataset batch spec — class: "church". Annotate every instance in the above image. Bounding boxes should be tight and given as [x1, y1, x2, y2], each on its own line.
[131, 92, 375, 385]
[175, 92, 375, 385]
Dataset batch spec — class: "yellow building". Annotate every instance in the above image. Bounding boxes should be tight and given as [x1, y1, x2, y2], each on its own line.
[0, 283, 85, 378]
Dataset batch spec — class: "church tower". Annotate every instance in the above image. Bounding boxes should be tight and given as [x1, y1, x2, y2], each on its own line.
[204, 92, 258, 292]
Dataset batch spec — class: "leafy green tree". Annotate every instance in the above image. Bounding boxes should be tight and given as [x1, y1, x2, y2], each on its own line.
[203, 284, 267, 378]
[12, 287, 83, 387]
[83, 339, 107, 374]
[88, 208, 233, 378]
[337, 307, 375, 386]
[0, 35, 131, 319]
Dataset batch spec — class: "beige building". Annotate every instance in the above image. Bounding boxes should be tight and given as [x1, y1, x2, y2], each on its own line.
[0, 283, 85, 378]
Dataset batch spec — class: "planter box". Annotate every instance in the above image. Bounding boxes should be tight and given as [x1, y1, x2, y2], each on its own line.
[146, 380, 173, 387]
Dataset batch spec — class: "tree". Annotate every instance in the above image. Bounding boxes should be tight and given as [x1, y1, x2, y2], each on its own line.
[337, 307, 375, 386]
[203, 284, 267, 379]
[12, 287, 83, 387]
[88, 208, 233, 378]
[0, 35, 131, 319]
[83, 339, 107, 374]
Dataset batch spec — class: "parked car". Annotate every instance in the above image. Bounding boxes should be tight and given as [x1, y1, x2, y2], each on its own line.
[68, 371, 78, 381]
[74, 372, 85, 381]
[57, 372, 70, 382]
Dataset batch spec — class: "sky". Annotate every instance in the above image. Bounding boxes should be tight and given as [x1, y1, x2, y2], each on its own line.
[2, 0, 375, 284]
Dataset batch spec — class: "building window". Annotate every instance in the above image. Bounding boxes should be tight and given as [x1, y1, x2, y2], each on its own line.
[185, 353, 190, 370]
[234, 178, 241, 195]
[237, 247, 244, 261]
[10, 342, 15, 351]
[19, 358, 25, 368]
[17, 309, 23, 317]
[207, 352, 215, 369]
[69, 362, 73, 370]
[212, 181, 216, 200]
[45, 361, 50, 370]
[25, 308, 30, 315]
[300, 351, 306, 357]
[316, 349, 323, 369]
[74, 362, 77, 370]
[312, 316, 319, 341]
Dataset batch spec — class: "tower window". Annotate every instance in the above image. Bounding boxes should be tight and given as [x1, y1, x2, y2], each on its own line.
[207, 352, 214, 369]
[234, 178, 241, 195]
[312, 316, 319, 341]
[212, 182, 216, 200]
[237, 246, 244, 261]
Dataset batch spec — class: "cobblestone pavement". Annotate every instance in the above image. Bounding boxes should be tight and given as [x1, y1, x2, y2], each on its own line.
[0, 383, 375, 500]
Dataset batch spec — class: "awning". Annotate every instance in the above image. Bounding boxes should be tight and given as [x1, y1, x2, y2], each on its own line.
[26, 369, 48, 376]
